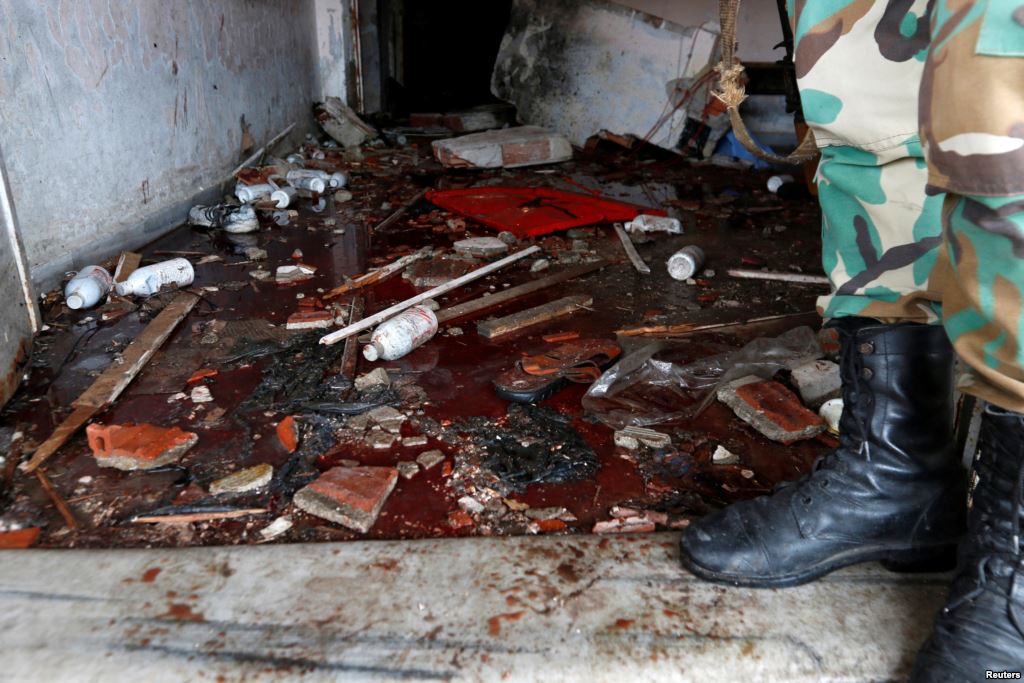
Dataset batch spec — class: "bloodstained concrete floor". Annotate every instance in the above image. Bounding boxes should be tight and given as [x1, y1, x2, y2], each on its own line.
[0, 138, 831, 549]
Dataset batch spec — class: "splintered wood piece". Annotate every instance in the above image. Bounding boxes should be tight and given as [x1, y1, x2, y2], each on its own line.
[114, 252, 142, 283]
[21, 292, 198, 473]
[372, 188, 428, 234]
[339, 295, 366, 399]
[323, 248, 431, 300]
[726, 269, 830, 285]
[436, 261, 607, 324]
[477, 295, 593, 340]
[613, 223, 650, 274]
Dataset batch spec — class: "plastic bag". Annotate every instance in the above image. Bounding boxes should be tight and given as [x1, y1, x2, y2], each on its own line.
[583, 326, 822, 429]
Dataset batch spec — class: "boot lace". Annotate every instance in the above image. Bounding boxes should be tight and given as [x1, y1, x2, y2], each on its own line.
[943, 445, 1024, 637]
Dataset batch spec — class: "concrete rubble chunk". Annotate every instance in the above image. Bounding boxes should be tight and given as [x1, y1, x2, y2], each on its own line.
[86, 423, 198, 471]
[293, 466, 398, 533]
[717, 376, 826, 444]
[316, 97, 376, 148]
[453, 237, 509, 259]
[275, 264, 316, 284]
[354, 367, 390, 392]
[416, 450, 445, 470]
[711, 445, 741, 466]
[367, 431, 397, 450]
[210, 463, 273, 495]
[190, 386, 213, 403]
[402, 435, 429, 448]
[396, 461, 419, 480]
[259, 516, 293, 541]
[593, 517, 656, 534]
[242, 246, 267, 261]
[368, 406, 406, 434]
[613, 432, 640, 450]
[432, 126, 573, 169]
[616, 426, 671, 449]
[458, 496, 485, 514]
[790, 359, 842, 409]
[524, 507, 576, 522]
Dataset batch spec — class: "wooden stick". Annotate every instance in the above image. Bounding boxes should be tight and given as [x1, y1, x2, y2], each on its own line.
[323, 248, 432, 301]
[613, 223, 650, 274]
[132, 508, 266, 524]
[478, 295, 594, 339]
[616, 311, 817, 337]
[726, 269, 830, 285]
[319, 246, 541, 346]
[372, 188, 428, 234]
[35, 470, 78, 530]
[339, 295, 366, 399]
[436, 261, 607, 324]
[21, 292, 198, 473]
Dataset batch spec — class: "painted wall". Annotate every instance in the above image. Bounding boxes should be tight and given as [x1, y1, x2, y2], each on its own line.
[612, 0, 786, 61]
[0, 1, 319, 290]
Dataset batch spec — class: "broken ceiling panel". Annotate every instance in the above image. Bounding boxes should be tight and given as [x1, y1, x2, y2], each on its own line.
[491, 0, 720, 150]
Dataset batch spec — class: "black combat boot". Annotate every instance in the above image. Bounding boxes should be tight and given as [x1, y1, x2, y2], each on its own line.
[679, 317, 967, 587]
[911, 406, 1024, 681]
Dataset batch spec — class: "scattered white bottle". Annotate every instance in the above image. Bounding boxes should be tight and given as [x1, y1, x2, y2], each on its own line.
[286, 170, 326, 193]
[666, 245, 706, 281]
[115, 258, 195, 297]
[362, 306, 439, 361]
[64, 265, 113, 309]
[235, 183, 274, 203]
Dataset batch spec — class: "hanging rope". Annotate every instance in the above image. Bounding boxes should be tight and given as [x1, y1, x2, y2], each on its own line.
[713, 0, 819, 164]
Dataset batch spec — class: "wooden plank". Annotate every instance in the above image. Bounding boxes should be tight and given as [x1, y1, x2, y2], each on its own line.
[436, 261, 607, 324]
[477, 295, 593, 340]
[613, 223, 650, 274]
[21, 292, 198, 473]
[320, 246, 541, 346]
[339, 295, 366, 399]
[74, 292, 198, 409]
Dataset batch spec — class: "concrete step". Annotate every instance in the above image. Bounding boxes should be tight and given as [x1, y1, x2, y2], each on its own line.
[0, 533, 949, 681]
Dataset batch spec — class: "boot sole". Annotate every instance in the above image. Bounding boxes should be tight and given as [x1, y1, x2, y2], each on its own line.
[679, 542, 957, 589]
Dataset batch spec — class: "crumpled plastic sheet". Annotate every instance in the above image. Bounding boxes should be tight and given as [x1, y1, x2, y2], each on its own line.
[583, 326, 822, 429]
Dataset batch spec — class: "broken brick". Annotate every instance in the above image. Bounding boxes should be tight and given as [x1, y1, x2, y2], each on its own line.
[186, 368, 218, 384]
[790, 359, 842, 409]
[276, 416, 300, 453]
[529, 519, 568, 534]
[592, 518, 656, 534]
[416, 450, 445, 470]
[396, 461, 419, 479]
[86, 423, 198, 471]
[293, 466, 399, 533]
[717, 377, 826, 444]
[431, 126, 572, 169]
[447, 509, 474, 529]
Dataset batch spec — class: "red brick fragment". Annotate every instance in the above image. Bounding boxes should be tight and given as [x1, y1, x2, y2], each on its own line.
[86, 423, 198, 471]
[187, 368, 218, 384]
[718, 378, 826, 444]
[276, 416, 300, 453]
[542, 331, 580, 343]
[0, 528, 40, 549]
[294, 467, 398, 533]
[286, 310, 334, 330]
[448, 509, 474, 529]
[532, 519, 567, 533]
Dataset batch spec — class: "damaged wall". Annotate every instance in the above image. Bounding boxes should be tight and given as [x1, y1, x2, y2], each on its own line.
[0, 1, 319, 290]
[613, 0, 784, 61]
[491, 0, 719, 150]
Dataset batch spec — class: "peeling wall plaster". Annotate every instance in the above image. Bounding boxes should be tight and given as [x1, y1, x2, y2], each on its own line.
[0, 1, 319, 289]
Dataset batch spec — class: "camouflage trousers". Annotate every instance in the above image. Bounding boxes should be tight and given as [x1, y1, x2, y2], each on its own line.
[793, 0, 1024, 411]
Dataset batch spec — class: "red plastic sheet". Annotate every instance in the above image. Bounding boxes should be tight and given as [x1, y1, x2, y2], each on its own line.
[425, 187, 665, 238]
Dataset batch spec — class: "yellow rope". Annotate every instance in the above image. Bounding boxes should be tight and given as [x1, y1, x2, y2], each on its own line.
[713, 0, 818, 164]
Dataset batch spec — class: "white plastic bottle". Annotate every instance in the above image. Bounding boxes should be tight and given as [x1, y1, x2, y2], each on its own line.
[115, 258, 195, 297]
[65, 265, 113, 309]
[286, 173, 326, 194]
[236, 183, 274, 203]
[666, 245, 706, 281]
[362, 306, 439, 361]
